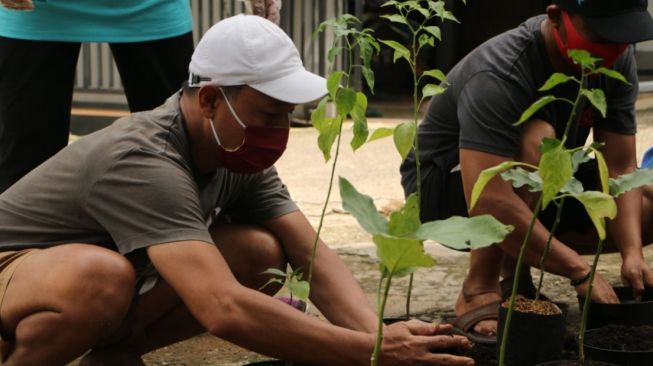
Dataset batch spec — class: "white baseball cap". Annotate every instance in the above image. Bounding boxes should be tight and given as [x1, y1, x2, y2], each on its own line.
[188, 14, 327, 104]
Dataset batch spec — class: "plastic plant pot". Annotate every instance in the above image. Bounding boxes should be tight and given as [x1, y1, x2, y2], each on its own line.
[497, 303, 566, 365]
[536, 361, 618, 365]
[577, 287, 653, 330]
[581, 327, 653, 366]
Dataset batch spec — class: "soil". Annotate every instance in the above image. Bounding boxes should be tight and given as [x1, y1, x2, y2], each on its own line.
[501, 296, 563, 315]
[585, 324, 653, 351]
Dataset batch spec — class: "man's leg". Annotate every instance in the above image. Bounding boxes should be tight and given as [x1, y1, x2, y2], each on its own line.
[0, 245, 136, 366]
[455, 119, 555, 336]
[80, 223, 288, 365]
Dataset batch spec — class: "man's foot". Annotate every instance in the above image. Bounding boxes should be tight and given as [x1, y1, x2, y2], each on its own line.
[78, 348, 145, 366]
[454, 290, 501, 339]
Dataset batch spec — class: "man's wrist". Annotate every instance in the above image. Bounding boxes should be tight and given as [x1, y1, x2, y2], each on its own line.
[570, 270, 592, 287]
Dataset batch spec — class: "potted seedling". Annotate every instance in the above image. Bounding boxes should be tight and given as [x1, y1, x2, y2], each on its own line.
[472, 49, 653, 365]
[365, 0, 464, 320]
[339, 177, 513, 366]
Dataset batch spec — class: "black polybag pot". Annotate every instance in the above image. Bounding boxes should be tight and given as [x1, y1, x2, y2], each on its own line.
[535, 361, 617, 365]
[577, 287, 653, 329]
[243, 361, 312, 366]
[582, 328, 653, 366]
[497, 304, 566, 365]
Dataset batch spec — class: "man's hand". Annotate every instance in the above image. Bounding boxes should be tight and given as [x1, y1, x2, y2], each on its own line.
[574, 272, 619, 304]
[380, 320, 474, 366]
[1, 0, 33, 10]
[621, 255, 653, 300]
[249, 0, 282, 25]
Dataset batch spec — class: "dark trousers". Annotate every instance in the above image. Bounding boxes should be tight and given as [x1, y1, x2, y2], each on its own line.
[0, 32, 194, 192]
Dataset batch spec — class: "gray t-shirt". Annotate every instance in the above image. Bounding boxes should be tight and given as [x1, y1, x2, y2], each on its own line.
[0, 93, 298, 271]
[401, 15, 638, 191]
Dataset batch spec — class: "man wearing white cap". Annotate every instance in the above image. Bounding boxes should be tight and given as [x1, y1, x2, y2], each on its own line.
[0, 15, 473, 366]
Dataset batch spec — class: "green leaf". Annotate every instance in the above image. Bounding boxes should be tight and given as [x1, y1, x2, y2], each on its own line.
[393, 122, 416, 160]
[470, 161, 527, 209]
[595, 67, 630, 85]
[539, 144, 573, 209]
[361, 67, 376, 94]
[569, 49, 599, 69]
[387, 193, 420, 238]
[501, 167, 542, 192]
[310, 96, 328, 126]
[380, 39, 411, 64]
[539, 73, 573, 91]
[610, 168, 653, 197]
[287, 280, 310, 301]
[261, 268, 289, 278]
[381, 14, 408, 25]
[315, 116, 342, 161]
[539, 137, 562, 154]
[373, 234, 434, 277]
[336, 87, 357, 116]
[573, 191, 617, 240]
[327, 71, 345, 101]
[561, 176, 584, 195]
[418, 34, 435, 49]
[515, 95, 557, 126]
[571, 149, 591, 172]
[350, 92, 369, 151]
[368, 127, 394, 142]
[593, 149, 610, 194]
[423, 26, 442, 41]
[422, 69, 447, 84]
[581, 89, 607, 118]
[328, 46, 343, 65]
[339, 177, 388, 235]
[422, 84, 446, 98]
[382, 0, 400, 7]
[416, 215, 514, 250]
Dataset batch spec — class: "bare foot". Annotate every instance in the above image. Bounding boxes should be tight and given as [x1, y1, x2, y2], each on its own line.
[454, 290, 501, 336]
[79, 348, 145, 366]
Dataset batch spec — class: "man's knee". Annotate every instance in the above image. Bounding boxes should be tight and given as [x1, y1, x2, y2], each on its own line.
[213, 225, 288, 293]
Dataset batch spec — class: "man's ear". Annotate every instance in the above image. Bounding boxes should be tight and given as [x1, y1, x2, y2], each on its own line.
[197, 85, 222, 118]
[546, 5, 563, 29]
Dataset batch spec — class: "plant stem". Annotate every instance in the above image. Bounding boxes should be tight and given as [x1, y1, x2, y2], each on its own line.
[499, 198, 543, 366]
[578, 238, 604, 366]
[405, 13, 422, 321]
[561, 74, 586, 145]
[307, 38, 356, 286]
[536, 197, 566, 299]
[406, 273, 414, 318]
[306, 119, 344, 286]
[371, 274, 393, 366]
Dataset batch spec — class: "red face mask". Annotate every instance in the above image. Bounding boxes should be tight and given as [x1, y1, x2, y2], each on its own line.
[208, 89, 289, 174]
[553, 11, 628, 69]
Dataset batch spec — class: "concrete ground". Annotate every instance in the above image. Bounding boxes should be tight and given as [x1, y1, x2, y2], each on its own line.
[70, 94, 653, 365]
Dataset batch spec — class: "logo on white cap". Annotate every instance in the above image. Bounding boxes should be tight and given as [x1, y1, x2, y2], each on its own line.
[188, 14, 327, 104]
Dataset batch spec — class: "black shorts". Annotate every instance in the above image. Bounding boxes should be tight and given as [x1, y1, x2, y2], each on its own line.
[418, 159, 597, 234]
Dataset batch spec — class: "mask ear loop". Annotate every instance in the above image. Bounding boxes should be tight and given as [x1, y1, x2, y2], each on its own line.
[209, 87, 246, 152]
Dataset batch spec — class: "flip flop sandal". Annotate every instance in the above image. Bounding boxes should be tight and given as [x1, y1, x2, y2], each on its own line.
[448, 300, 501, 345]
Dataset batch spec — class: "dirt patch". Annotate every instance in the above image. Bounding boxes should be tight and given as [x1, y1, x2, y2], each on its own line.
[502, 296, 563, 315]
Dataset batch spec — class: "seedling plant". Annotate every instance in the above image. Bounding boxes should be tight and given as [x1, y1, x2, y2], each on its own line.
[366, 0, 464, 318]
[335, 2, 514, 366]
[470, 49, 653, 366]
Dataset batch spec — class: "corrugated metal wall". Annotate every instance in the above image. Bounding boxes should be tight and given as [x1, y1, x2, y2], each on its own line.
[73, 0, 347, 104]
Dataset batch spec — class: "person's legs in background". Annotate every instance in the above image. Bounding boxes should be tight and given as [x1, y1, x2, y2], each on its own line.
[0, 37, 80, 193]
[110, 32, 194, 112]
